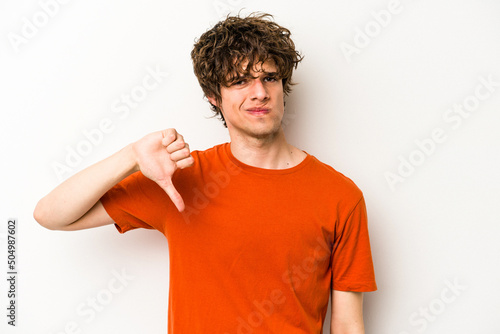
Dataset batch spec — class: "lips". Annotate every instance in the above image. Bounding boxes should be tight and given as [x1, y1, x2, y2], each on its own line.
[247, 107, 270, 115]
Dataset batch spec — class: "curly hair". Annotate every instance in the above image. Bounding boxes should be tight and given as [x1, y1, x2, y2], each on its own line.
[191, 12, 303, 127]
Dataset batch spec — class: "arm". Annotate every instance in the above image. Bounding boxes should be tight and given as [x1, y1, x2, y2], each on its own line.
[34, 129, 194, 231]
[330, 290, 365, 334]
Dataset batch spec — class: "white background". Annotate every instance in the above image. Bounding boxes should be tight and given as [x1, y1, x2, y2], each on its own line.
[1, 0, 500, 333]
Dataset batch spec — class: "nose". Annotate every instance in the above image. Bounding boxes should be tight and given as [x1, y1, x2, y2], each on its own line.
[250, 78, 269, 101]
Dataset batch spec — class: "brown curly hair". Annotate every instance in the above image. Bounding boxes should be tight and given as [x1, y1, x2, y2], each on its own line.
[191, 12, 303, 127]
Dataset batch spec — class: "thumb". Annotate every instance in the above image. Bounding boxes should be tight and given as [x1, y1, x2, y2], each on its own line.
[158, 178, 185, 212]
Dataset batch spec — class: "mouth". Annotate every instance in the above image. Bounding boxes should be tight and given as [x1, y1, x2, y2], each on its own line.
[246, 107, 270, 116]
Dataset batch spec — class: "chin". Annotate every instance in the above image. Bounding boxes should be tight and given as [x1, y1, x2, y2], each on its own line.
[246, 123, 283, 140]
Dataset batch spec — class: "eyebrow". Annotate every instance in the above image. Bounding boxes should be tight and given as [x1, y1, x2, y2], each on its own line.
[226, 70, 280, 86]
[235, 71, 279, 79]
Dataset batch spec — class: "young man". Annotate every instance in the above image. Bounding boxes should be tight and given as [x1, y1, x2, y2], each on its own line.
[34, 13, 376, 334]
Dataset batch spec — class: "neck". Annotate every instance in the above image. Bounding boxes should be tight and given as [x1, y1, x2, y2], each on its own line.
[228, 127, 306, 169]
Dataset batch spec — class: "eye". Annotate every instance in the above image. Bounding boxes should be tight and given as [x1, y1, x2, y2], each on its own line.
[233, 79, 246, 85]
[264, 76, 278, 82]
[230, 76, 249, 86]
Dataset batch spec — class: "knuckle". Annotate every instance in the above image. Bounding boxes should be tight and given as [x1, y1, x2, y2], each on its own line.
[166, 128, 176, 138]
[180, 148, 190, 156]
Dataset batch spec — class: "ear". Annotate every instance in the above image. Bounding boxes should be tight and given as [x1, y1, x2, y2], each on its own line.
[207, 95, 217, 107]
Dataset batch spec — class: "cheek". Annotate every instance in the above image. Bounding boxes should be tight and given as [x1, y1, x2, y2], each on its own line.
[218, 92, 230, 112]
[223, 93, 245, 111]
[219, 98, 240, 120]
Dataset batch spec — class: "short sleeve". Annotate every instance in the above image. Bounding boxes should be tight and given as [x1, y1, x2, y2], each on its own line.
[100, 171, 173, 234]
[331, 196, 377, 292]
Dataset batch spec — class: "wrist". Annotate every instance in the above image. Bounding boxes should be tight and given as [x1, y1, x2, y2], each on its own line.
[117, 143, 140, 176]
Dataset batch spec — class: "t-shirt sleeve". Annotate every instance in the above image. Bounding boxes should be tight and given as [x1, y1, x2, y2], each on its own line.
[331, 196, 377, 292]
[100, 171, 173, 234]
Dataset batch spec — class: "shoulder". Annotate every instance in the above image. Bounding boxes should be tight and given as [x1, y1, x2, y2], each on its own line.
[173, 143, 230, 179]
[190, 143, 228, 162]
[306, 154, 364, 203]
[189, 143, 232, 172]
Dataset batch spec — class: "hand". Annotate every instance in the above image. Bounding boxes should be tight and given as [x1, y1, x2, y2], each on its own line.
[132, 128, 194, 212]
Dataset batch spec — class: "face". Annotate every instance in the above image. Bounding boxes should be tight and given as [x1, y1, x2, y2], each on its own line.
[209, 59, 285, 141]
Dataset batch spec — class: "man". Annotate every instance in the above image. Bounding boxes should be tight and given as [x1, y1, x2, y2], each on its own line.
[34, 13, 376, 333]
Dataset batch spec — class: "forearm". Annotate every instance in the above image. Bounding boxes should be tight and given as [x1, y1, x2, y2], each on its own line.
[331, 321, 364, 334]
[330, 291, 365, 334]
[34, 144, 137, 230]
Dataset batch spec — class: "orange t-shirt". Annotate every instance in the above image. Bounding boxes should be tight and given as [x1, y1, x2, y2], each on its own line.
[100, 143, 376, 333]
